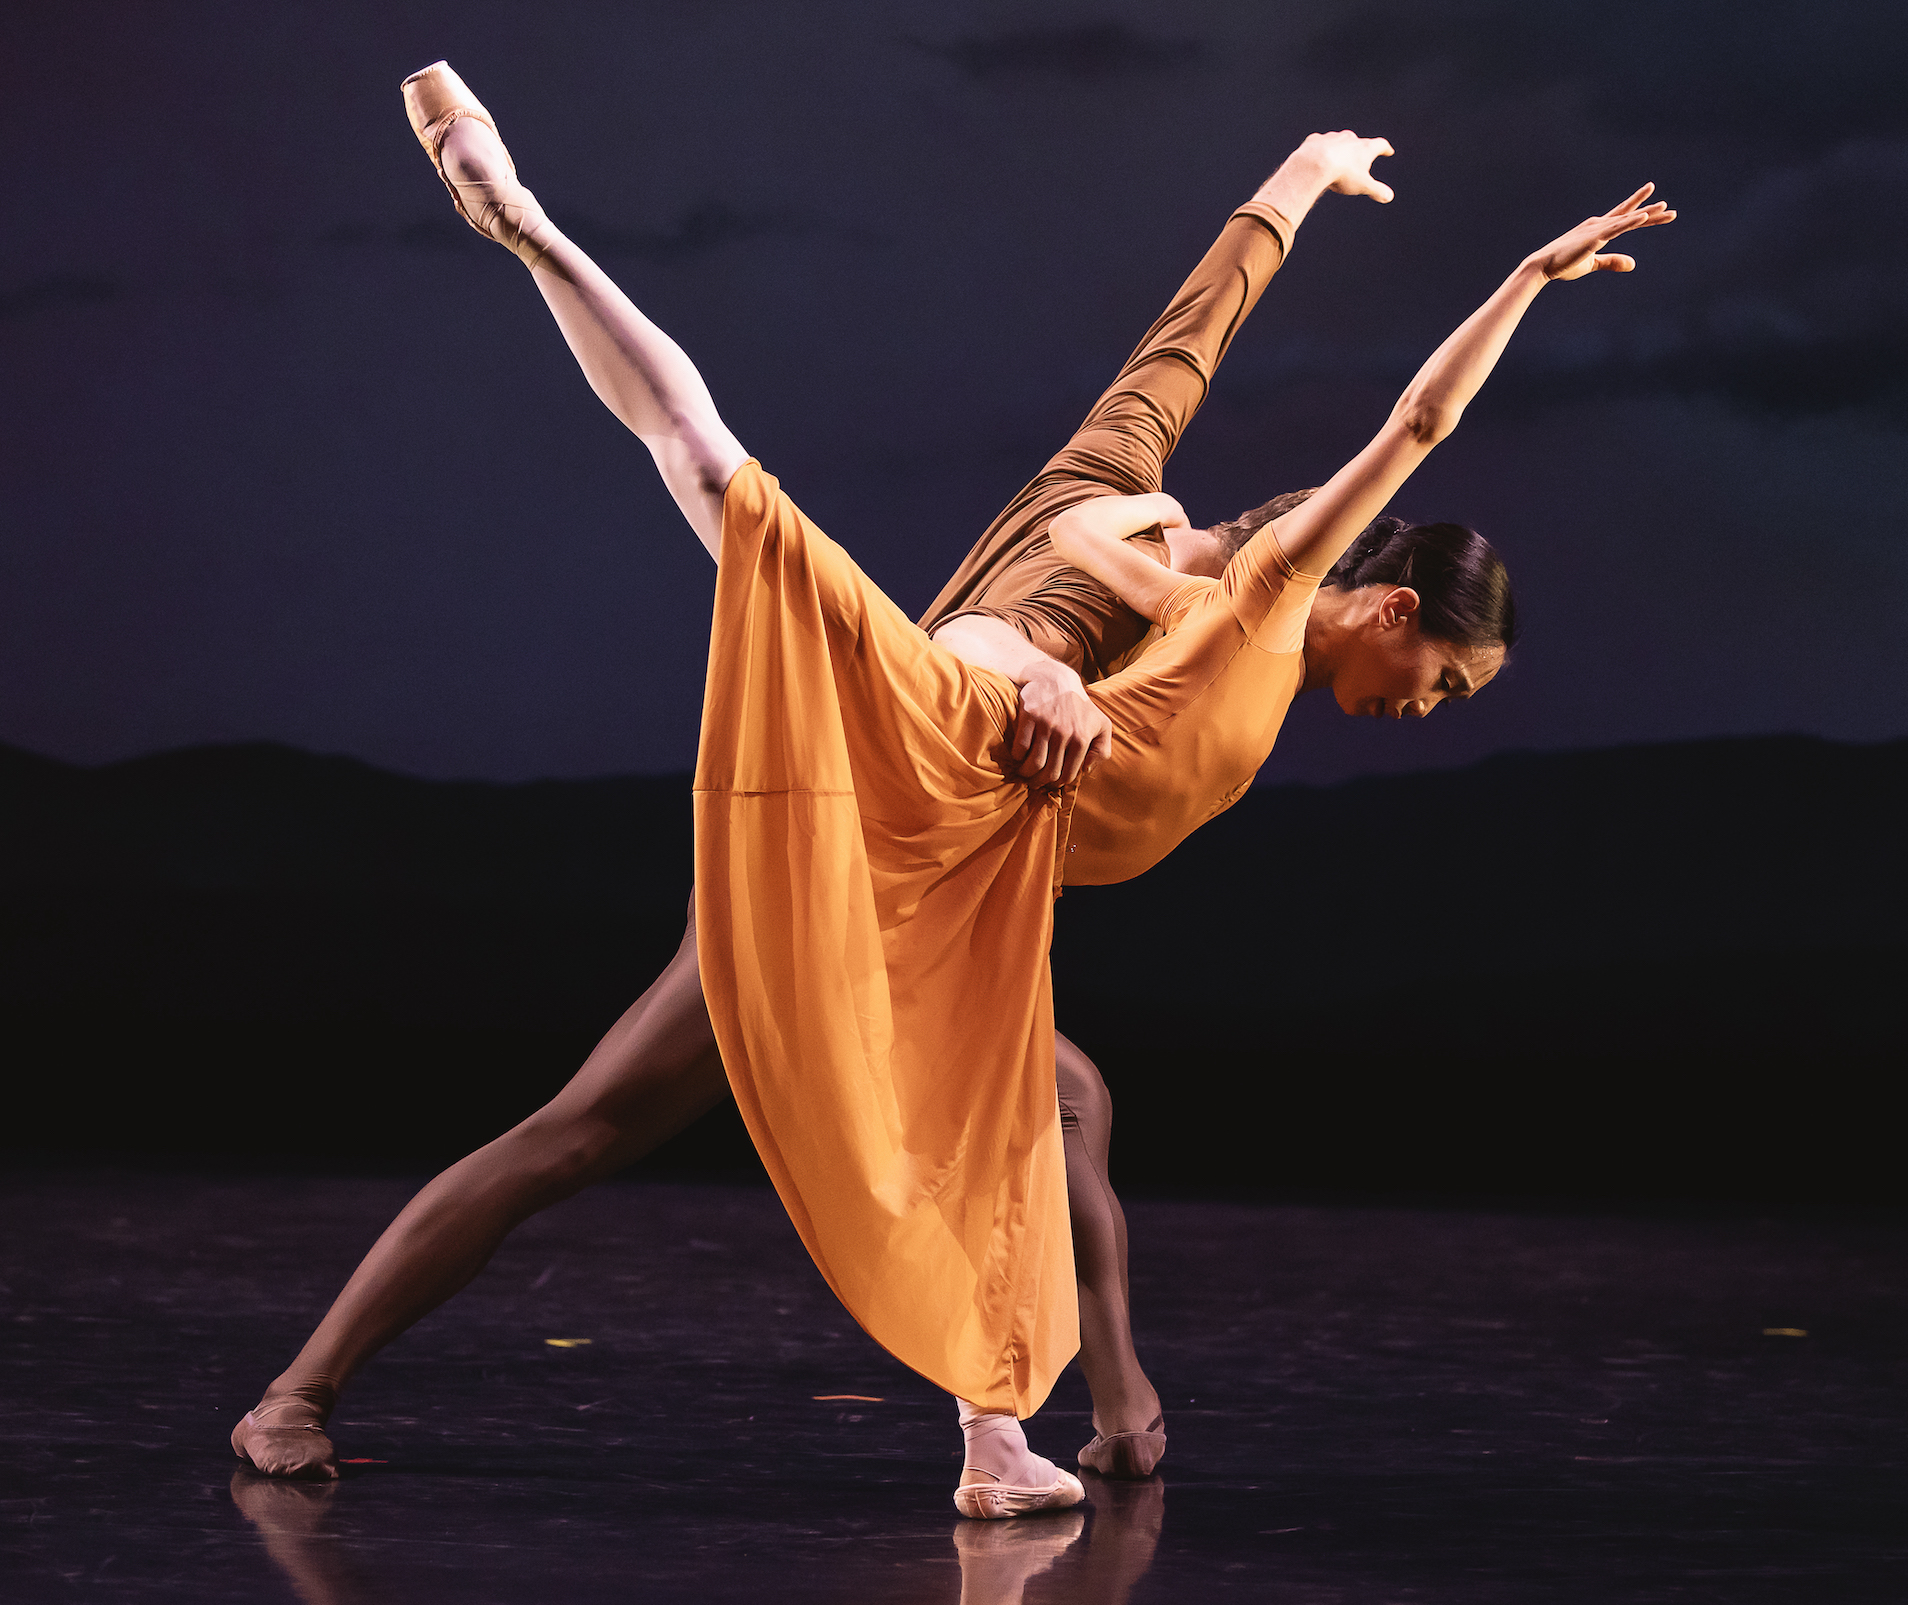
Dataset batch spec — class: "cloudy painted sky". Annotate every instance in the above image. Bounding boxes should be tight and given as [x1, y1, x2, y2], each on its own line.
[5, 0, 1903, 785]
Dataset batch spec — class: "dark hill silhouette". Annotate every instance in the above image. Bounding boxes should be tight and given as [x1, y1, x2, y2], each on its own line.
[3, 736, 1901, 1201]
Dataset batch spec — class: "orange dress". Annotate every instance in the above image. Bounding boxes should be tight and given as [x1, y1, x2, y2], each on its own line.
[694, 461, 1321, 1415]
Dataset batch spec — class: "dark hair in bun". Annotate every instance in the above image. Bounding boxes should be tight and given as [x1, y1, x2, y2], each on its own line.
[1325, 516, 1518, 650]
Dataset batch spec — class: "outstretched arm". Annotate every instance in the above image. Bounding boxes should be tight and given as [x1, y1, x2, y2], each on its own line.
[1050, 186, 1675, 607]
[1269, 184, 1675, 578]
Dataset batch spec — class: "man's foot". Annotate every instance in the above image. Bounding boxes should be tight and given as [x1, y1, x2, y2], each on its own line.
[231, 1391, 339, 1481]
[1077, 1411, 1167, 1479]
[1077, 1382, 1167, 1478]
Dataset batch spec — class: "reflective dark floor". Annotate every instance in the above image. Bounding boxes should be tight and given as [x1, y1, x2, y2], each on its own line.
[3, 1171, 1903, 1602]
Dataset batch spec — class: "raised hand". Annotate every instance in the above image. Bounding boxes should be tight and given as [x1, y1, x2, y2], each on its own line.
[1527, 184, 1677, 282]
[1300, 129, 1397, 204]
[1254, 130, 1396, 226]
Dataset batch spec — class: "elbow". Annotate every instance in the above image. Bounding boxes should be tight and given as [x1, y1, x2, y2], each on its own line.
[1047, 510, 1087, 565]
[1396, 400, 1459, 445]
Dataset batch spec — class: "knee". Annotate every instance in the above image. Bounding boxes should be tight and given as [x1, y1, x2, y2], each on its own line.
[498, 1114, 618, 1198]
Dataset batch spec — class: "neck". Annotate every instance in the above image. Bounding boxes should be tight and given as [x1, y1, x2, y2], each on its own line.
[1300, 586, 1356, 692]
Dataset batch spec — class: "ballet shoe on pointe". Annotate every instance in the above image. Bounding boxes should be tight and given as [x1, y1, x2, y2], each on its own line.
[399, 60, 554, 269]
[231, 1396, 339, 1481]
[1077, 1413, 1166, 1479]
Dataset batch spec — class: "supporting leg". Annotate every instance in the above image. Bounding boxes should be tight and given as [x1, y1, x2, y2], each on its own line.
[1056, 1032, 1166, 1476]
[953, 1398, 1086, 1520]
[233, 906, 727, 1477]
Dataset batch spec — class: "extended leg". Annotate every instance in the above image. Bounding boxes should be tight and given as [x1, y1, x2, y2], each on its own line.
[233, 907, 726, 1477]
[405, 62, 747, 554]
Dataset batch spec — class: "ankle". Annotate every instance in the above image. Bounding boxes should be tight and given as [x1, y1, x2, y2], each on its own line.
[259, 1376, 339, 1422]
[957, 1399, 1054, 1485]
[439, 120, 554, 269]
[1089, 1381, 1162, 1434]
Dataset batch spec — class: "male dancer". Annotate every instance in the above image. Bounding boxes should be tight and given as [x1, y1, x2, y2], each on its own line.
[232, 102, 1393, 1485]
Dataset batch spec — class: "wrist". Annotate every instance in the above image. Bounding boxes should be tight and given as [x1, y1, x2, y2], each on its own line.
[1016, 656, 1080, 692]
[1251, 160, 1322, 232]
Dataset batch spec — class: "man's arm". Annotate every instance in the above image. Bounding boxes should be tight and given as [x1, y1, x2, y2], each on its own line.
[931, 615, 1114, 788]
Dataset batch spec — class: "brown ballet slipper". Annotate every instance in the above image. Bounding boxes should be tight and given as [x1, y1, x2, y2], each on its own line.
[399, 60, 554, 269]
[231, 1399, 339, 1481]
[953, 1465, 1088, 1521]
[1077, 1413, 1166, 1479]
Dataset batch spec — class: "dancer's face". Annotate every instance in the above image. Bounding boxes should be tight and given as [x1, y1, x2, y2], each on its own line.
[1331, 587, 1505, 719]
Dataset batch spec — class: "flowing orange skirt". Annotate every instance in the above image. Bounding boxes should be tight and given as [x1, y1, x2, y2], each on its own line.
[693, 462, 1078, 1416]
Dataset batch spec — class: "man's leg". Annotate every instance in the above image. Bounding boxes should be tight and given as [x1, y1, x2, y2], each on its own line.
[234, 903, 726, 1477]
[1056, 1034, 1163, 1456]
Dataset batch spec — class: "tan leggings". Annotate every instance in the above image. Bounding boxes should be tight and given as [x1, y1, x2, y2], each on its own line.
[263, 896, 1154, 1429]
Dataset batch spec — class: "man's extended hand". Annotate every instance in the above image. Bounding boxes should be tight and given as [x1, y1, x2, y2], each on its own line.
[1304, 130, 1396, 203]
[1255, 130, 1396, 230]
[1011, 660, 1114, 788]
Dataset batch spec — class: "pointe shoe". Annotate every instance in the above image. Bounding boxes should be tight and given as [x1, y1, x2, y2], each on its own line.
[231, 1405, 339, 1481]
[1077, 1413, 1166, 1479]
[953, 1465, 1088, 1520]
[399, 60, 553, 269]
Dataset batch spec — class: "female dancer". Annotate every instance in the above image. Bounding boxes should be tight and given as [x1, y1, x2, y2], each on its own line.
[236, 63, 1671, 1517]
[234, 70, 1397, 1494]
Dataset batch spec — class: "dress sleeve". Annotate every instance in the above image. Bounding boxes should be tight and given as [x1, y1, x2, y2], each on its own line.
[1155, 575, 1217, 632]
[1221, 522, 1327, 654]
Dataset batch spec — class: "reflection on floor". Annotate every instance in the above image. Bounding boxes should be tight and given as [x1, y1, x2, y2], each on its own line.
[3, 1172, 1903, 1602]
[228, 1463, 1160, 1605]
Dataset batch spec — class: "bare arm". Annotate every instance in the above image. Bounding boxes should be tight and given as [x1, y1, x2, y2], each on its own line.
[1271, 184, 1676, 578]
[1047, 493, 1196, 624]
[931, 615, 1114, 786]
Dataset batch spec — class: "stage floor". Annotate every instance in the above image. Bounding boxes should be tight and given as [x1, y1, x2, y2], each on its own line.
[3, 1170, 1902, 1602]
